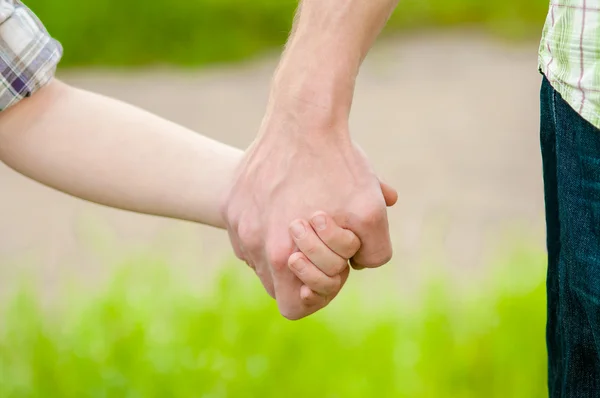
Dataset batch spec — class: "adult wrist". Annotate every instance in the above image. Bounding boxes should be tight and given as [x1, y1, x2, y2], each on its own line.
[266, 67, 356, 135]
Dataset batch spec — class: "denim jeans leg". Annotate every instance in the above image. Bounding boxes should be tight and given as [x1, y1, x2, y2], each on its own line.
[543, 75, 600, 397]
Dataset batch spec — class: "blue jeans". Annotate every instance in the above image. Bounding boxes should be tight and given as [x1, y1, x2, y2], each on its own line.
[541, 76, 600, 396]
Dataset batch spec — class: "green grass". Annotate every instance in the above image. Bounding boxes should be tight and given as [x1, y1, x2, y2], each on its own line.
[25, 0, 550, 67]
[0, 245, 548, 397]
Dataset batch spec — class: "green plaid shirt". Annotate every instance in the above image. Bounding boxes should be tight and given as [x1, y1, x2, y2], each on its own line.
[539, 1, 600, 129]
[0, 1, 61, 111]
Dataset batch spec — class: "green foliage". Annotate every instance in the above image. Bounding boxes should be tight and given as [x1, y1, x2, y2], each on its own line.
[24, 0, 550, 67]
[0, 247, 548, 397]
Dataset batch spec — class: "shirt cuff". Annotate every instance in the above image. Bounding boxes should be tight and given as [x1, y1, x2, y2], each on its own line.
[0, 0, 62, 111]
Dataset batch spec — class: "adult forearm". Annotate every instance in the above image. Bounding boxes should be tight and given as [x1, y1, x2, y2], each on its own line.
[268, 0, 399, 129]
[0, 80, 242, 228]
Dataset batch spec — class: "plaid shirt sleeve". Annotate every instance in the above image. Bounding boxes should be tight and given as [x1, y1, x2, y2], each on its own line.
[0, 0, 62, 111]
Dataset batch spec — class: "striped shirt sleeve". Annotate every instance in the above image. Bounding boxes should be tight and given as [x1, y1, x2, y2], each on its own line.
[0, 0, 62, 112]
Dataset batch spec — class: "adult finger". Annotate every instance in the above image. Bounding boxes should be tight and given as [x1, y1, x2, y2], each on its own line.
[252, 251, 276, 299]
[236, 221, 275, 298]
[349, 202, 393, 269]
[379, 180, 398, 207]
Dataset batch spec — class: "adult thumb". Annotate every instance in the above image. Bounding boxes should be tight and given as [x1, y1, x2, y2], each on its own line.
[380, 180, 398, 207]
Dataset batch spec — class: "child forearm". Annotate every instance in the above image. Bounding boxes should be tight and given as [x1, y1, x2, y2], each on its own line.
[0, 79, 242, 228]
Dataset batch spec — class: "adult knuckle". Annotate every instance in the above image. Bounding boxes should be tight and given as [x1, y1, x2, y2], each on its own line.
[359, 204, 385, 228]
[377, 246, 394, 265]
[237, 220, 261, 249]
[267, 247, 289, 272]
[381, 249, 393, 265]
[362, 247, 393, 268]
[279, 307, 305, 321]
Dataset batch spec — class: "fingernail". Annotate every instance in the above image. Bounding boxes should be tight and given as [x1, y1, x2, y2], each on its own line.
[312, 214, 327, 231]
[290, 221, 306, 239]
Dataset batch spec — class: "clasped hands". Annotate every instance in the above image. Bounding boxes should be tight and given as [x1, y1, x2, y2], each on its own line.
[222, 114, 397, 320]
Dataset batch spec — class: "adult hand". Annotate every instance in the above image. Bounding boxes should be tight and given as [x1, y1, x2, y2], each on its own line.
[222, 118, 395, 320]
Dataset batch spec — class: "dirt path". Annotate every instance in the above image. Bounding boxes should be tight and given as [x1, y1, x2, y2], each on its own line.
[0, 33, 545, 296]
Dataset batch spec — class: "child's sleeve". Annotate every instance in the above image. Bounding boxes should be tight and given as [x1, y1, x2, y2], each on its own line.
[0, 0, 62, 111]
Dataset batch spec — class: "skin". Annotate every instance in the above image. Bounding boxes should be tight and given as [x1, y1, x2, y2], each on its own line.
[0, 79, 397, 310]
[222, 0, 401, 320]
[0, 80, 239, 228]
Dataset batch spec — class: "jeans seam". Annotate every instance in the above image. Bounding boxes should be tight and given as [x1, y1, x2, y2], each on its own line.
[551, 88, 559, 127]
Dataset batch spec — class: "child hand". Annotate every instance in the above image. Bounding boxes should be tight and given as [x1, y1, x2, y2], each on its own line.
[288, 211, 361, 307]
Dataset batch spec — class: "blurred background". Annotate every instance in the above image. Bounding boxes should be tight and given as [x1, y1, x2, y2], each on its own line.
[0, 0, 551, 396]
